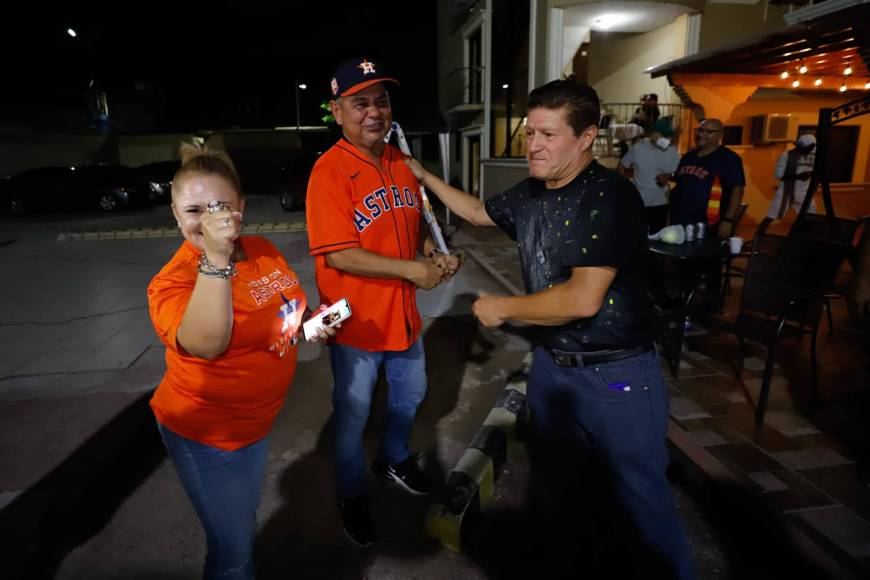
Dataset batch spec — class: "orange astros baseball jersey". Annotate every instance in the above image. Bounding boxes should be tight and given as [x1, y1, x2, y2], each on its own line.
[306, 138, 424, 352]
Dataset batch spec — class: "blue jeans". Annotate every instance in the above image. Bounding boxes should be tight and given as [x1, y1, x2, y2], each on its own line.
[157, 422, 269, 580]
[329, 338, 428, 499]
[526, 347, 695, 580]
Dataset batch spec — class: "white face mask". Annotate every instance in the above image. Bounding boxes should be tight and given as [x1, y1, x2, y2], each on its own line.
[655, 137, 671, 150]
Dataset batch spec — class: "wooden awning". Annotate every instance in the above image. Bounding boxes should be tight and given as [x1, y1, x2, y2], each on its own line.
[647, 3, 870, 90]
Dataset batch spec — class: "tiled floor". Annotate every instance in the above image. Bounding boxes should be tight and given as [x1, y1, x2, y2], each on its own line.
[457, 224, 870, 578]
[664, 316, 870, 577]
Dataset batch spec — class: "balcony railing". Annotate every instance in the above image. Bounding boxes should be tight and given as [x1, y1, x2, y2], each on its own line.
[594, 102, 695, 157]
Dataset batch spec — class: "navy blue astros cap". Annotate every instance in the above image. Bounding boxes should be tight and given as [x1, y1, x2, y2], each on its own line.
[330, 57, 399, 98]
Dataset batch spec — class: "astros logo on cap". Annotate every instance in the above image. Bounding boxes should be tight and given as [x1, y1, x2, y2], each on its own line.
[357, 59, 376, 75]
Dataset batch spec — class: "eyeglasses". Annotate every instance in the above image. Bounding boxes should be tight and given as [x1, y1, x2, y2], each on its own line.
[695, 128, 722, 134]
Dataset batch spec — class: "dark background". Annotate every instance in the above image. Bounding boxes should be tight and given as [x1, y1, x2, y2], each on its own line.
[1, 2, 441, 132]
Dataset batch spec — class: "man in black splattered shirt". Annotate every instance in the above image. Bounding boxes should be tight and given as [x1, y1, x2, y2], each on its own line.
[405, 79, 694, 579]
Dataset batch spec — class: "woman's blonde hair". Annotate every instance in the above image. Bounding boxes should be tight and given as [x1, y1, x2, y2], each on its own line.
[171, 142, 242, 197]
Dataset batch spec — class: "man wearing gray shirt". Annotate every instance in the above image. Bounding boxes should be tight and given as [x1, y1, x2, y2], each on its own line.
[620, 119, 680, 234]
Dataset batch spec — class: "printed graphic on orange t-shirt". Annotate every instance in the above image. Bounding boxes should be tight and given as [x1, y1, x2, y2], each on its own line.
[148, 237, 306, 450]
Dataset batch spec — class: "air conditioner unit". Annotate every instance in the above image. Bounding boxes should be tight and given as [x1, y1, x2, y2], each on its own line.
[750, 114, 799, 143]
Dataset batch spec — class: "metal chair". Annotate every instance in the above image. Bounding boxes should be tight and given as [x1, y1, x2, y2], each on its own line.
[720, 203, 750, 299]
[790, 213, 864, 333]
[711, 218, 848, 425]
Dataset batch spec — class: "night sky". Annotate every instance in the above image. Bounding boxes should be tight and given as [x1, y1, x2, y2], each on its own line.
[3, 2, 439, 132]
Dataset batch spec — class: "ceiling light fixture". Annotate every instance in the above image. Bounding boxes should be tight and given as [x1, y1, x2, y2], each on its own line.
[592, 14, 631, 31]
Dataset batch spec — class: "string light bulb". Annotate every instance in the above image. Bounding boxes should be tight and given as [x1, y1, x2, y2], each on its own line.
[792, 79, 800, 88]
[839, 82, 847, 93]
[865, 81, 870, 90]
[799, 64, 808, 74]
[780, 71, 789, 79]
[814, 78, 822, 87]
[844, 66, 853, 76]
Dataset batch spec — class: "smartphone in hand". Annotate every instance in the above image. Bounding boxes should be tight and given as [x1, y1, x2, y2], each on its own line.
[302, 298, 352, 341]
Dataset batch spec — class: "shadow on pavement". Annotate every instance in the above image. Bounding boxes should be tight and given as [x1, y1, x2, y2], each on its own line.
[460, 471, 838, 580]
[680, 475, 836, 580]
[255, 315, 496, 579]
[1, 391, 165, 580]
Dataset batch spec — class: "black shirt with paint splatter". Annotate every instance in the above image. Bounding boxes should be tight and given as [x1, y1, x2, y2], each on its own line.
[485, 159, 653, 351]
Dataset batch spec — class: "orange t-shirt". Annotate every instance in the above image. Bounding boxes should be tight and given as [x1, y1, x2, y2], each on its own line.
[148, 236, 307, 450]
[306, 139, 423, 352]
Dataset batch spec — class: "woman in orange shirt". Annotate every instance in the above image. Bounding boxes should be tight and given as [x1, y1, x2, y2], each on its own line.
[148, 143, 332, 579]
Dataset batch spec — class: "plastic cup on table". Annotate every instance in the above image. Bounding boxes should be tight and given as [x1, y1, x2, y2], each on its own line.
[728, 236, 743, 255]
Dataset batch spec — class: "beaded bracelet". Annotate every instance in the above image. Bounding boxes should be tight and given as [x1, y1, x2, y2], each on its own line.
[198, 252, 237, 279]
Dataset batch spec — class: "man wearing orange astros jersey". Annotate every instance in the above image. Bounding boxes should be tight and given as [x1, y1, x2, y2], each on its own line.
[306, 57, 460, 547]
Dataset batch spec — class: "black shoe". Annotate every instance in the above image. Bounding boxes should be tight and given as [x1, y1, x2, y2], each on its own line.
[372, 455, 431, 496]
[339, 495, 376, 547]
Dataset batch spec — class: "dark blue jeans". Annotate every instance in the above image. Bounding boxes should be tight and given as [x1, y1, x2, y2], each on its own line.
[526, 347, 695, 580]
[329, 338, 427, 499]
[157, 422, 269, 580]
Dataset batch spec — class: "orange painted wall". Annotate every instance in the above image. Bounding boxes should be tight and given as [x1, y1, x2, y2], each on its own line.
[681, 87, 870, 226]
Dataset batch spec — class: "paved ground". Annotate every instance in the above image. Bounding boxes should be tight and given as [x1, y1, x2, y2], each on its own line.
[5, 195, 856, 579]
[455, 217, 869, 579]
[0, 197, 527, 579]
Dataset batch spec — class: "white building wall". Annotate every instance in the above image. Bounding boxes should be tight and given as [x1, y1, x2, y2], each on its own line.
[587, 14, 689, 104]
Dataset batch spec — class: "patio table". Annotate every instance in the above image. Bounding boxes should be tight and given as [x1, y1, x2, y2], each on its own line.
[649, 236, 728, 377]
[648, 235, 727, 262]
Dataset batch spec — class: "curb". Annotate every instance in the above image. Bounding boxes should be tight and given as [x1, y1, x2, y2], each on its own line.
[56, 221, 306, 241]
[425, 353, 531, 552]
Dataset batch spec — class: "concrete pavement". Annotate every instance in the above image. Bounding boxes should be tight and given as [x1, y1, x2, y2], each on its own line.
[0, 197, 533, 579]
[3, 195, 833, 579]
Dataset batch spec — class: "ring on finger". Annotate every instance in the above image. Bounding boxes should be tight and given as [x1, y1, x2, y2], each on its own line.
[207, 200, 226, 214]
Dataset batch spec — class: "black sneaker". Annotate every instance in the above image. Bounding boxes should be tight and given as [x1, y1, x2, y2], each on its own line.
[339, 495, 376, 547]
[372, 455, 431, 496]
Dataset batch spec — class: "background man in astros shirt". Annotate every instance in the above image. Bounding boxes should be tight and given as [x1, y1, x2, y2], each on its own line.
[306, 57, 460, 547]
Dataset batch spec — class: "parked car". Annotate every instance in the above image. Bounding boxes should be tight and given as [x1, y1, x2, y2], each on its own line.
[0, 164, 158, 213]
[277, 149, 322, 212]
[135, 160, 179, 203]
[73, 165, 160, 210]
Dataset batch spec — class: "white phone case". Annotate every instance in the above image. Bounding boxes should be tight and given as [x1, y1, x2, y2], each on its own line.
[303, 299, 351, 341]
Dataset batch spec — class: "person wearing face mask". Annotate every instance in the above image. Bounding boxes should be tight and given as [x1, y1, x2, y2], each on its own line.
[619, 119, 680, 234]
[148, 143, 334, 579]
[767, 133, 817, 219]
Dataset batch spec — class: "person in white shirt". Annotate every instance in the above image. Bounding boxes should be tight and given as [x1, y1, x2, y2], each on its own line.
[768, 133, 817, 219]
[619, 119, 680, 234]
